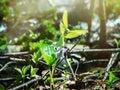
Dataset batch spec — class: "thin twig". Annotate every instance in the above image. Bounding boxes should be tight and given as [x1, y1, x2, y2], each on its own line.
[65, 56, 76, 80]
[0, 77, 15, 81]
[8, 77, 42, 90]
[74, 60, 79, 75]
[10, 57, 26, 62]
[103, 52, 119, 81]
[0, 61, 16, 72]
[0, 57, 26, 72]
[0, 56, 9, 59]
[0, 51, 30, 56]
[69, 36, 84, 52]
[82, 59, 109, 64]
[71, 48, 120, 53]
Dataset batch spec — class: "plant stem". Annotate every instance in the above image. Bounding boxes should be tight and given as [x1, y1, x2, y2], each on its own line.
[50, 67, 53, 90]
[50, 64, 56, 90]
[66, 58, 76, 80]
[62, 35, 65, 46]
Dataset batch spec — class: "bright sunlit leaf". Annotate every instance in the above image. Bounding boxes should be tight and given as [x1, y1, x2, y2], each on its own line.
[65, 30, 88, 39]
[62, 10, 68, 29]
[60, 21, 65, 35]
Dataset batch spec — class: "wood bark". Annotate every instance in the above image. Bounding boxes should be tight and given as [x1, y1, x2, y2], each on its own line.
[99, 0, 107, 47]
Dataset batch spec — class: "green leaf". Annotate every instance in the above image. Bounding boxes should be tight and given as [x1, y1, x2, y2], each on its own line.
[59, 22, 65, 46]
[15, 68, 23, 81]
[0, 84, 5, 90]
[65, 30, 88, 39]
[15, 68, 22, 75]
[57, 36, 64, 46]
[45, 77, 59, 84]
[22, 65, 31, 75]
[62, 10, 68, 29]
[60, 10, 68, 35]
[30, 66, 38, 78]
[107, 72, 119, 85]
[95, 70, 104, 79]
[115, 39, 120, 48]
[31, 68, 38, 77]
[31, 50, 41, 64]
[60, 21, 65, 35]
[40, 41, 57, 66]
[29, 41, 41, 51]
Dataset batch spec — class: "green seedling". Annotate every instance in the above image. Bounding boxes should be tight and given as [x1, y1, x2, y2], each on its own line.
[40, 40, 57, 90]
[30, 10, 88, 90]
[94, 70, 104, 79]
[115, 39, 120, 48]
[15, 65, 31, 81]
[30, 66, 39, 78]
[107, 72, 119, 86]
[58, 10, 88, 80]
[15, 65, 38, 82]
[31, 49, 41, 65]
[40, 40, 57, 66]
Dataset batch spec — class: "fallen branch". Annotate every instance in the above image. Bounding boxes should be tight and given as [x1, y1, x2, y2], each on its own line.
[0, 77, 15, 81]
[8, 77, 42, 90]
[71, 48, 120, 53]
[103, 52, 120, 81]
[0, 61, 16, 72]
[0, 57, 27, 72]
[10, 57, 26, 62]
[0, 51, 31, 56]
[82, 59, 109, 64]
